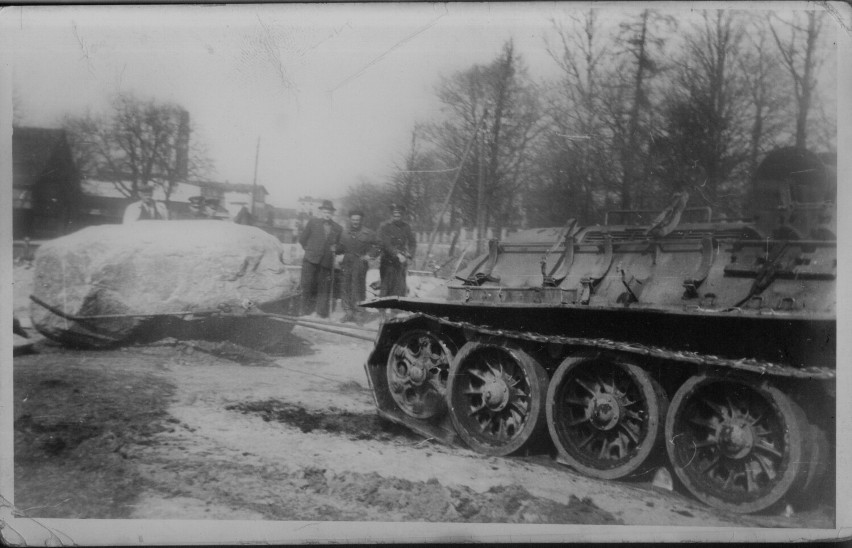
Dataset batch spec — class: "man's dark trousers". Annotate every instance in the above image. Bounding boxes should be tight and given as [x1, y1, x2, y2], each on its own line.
[300, 260, 332, 317]
[341, 256, 369, 318]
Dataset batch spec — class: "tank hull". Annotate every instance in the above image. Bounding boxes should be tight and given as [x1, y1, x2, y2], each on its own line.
[365, 298, 835, 371]
[362, 148, 836, 514]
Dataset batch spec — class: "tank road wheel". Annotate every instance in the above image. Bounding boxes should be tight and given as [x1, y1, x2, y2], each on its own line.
[386, 330, 456, 419]
[546, 356, 667, 480]
[446, 342, 549, 456]
[665, 375, 807, 513]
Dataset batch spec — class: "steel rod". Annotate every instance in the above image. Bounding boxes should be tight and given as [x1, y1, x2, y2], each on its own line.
[266, 316, 376, 341]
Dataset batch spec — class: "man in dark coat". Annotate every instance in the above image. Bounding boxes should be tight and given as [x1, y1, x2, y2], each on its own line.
[298, 200, 342, 317]
[378, 203, 416, 298]
[337, 209, 377, 323]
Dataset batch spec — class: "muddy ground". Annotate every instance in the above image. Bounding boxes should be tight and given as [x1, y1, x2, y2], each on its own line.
[9, 265, 836, 538]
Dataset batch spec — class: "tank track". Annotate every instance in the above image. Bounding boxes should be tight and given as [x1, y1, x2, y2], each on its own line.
[398, 312, 834, 380]
[372, 312, 835, 514]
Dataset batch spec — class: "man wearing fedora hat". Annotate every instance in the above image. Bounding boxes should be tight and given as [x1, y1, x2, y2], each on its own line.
[123, 183, 169, 223]
[377, 202, 416, 299]
[298, 200, 342, 318]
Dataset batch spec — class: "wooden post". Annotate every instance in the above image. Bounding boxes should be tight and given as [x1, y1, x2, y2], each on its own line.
[251, 136, 260, 217]
[475, 127, 485, 256]
[422, 112, 488, 268]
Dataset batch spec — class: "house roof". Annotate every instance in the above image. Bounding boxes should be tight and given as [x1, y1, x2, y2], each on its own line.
[271, 206, 299, 218]
[13, 126, 76, 187]
[81, 179, 271, 203]
[82, 179, 129, 199]
[197, 180, 269, 196]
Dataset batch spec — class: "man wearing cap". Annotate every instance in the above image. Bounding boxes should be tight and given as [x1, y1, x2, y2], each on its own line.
[189, 196, 214, 219]
[298, 200, 342, 318]
[337, 209, 377, 323]
[123, 184, 169, 223]
[378, 203, 416, 298]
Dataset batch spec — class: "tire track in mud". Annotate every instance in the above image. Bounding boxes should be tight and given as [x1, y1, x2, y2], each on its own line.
[135, 449, 622, 524]
[217, 399, 832, 528]
[225, 400, 420, 442]
[129, 399, 622, 524]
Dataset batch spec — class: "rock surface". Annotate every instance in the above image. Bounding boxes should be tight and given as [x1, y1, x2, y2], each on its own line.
[30, 221, 299, 348]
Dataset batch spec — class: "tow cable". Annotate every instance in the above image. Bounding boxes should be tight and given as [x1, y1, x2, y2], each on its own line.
[29, 294, 378, 342]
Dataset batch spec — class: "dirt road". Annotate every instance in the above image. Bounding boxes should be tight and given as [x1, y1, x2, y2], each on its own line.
[10, 265, 835, 537]
[12, 326, 833, 528]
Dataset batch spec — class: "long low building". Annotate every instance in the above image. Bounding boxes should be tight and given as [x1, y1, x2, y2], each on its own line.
[13, 125, 299, 243]
[12, 127, 81, 240]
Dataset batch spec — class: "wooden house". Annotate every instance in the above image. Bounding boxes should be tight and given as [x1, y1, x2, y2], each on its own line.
[12, 127, 82, 239]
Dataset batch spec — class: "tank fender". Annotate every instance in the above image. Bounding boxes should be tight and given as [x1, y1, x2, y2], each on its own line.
[683, 236, 717, 298]
[578, 235, 613, 304]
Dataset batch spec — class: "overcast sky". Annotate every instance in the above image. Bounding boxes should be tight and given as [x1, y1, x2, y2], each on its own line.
[3, 2, 846, 209]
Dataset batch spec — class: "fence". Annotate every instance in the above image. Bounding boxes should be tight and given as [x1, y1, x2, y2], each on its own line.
[414, 227, 510, 245]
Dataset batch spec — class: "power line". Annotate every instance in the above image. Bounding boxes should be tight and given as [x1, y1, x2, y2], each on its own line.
[395, 167, 461, 174]
[328, 10, 447, 93]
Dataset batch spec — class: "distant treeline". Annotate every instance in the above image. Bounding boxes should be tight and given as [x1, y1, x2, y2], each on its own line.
[343, 9, 836, 233]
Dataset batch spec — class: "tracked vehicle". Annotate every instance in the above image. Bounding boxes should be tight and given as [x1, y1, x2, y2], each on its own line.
[363, 147, 836, 514]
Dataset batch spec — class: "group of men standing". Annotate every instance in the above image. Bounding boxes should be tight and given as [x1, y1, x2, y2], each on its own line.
[298, 200, 415, 323]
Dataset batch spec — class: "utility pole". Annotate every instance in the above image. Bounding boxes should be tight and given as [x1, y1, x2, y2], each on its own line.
[475, 120, 486, 256]
[421, 112, 488, 268]
[251, 136, 260, 216]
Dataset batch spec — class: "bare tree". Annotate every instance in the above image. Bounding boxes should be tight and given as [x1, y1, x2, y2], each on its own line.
[64, 93, 212, 201]
[426, 69, 487, 232]
[809, 95, 838, 154]
[529, 8, 835, 226]
[341, 176, 395, 230]
[614, 10, 677, 209]
[739, 16, 790, 173]
[387, 125, 448, 232]
[769, 10, 827, 149]
[535, 9, 614, 224]
[654, 10, 751, 212]
[429, 41, 543, 243]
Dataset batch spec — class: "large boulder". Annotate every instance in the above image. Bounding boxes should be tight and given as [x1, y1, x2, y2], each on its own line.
[31, 221, 300, 348]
